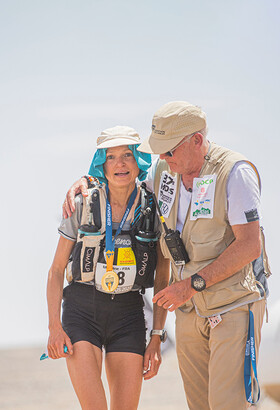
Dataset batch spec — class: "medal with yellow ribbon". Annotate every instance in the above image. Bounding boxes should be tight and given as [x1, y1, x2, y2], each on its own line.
[101, 185, 137, 293]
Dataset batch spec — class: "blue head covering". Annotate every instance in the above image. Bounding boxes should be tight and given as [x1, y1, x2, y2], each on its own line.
[88, 144, 151, 184]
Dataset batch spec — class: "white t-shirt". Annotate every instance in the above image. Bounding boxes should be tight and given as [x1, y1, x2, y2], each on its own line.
[146, 159, 261, 233]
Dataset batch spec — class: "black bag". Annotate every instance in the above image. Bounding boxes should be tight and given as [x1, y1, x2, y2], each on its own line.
[131, 234, 158, 289]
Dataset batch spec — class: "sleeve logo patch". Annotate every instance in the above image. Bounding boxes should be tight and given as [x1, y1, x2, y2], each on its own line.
[245, 209, 259, 222]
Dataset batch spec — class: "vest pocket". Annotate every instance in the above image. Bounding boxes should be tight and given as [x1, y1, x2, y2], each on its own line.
[72, 241, 83, 280]
[67, 233, 105, 283]
[132, 236, 158, 289]
[195, 270, 257, 312]
[190, 230, 227, 262]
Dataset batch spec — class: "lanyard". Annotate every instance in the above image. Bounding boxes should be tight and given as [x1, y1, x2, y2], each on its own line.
[244, 310, 260, 404]
[105, 185, 137, 271]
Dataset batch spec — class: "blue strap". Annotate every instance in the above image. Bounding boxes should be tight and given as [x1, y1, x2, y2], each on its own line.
[244, 310, 260, 404]
[105, 185, 137, 257]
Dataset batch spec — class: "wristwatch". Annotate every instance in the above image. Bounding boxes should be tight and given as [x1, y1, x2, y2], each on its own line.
[150, 329, 167, 343]
[191, 274, 206, 292]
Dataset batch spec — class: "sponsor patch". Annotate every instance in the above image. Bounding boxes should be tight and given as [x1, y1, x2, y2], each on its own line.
[117, 247, 136, 266]
[245, 209, 259, 222]
[158, 171, 177, 218]
[190, 175, 216, 220]
[208, 314, 222, 329]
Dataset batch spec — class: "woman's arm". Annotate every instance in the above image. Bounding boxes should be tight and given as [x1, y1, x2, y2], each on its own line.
[47, 236, 75, 359]
[143, 244, 170, 380]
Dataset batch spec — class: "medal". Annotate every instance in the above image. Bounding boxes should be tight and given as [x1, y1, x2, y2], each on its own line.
[101, 270, 119, 292]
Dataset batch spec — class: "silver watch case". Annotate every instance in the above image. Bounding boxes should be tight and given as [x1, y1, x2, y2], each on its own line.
[150, 329, 167, 343]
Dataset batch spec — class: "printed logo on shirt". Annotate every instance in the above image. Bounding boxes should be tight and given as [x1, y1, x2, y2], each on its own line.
[245, 209, 259, 222]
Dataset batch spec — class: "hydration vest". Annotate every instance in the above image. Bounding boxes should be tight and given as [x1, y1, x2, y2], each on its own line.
[66, 182, 159, 293]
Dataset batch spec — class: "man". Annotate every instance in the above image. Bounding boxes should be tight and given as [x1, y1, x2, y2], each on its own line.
[63, 101, 269, 409]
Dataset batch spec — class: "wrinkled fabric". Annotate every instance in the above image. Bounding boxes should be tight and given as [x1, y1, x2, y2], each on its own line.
[88, 144, 151, 184]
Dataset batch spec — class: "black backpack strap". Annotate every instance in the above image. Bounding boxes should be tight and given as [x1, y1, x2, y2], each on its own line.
[90, 188, 102, 230]
[132, 184, 156, 234]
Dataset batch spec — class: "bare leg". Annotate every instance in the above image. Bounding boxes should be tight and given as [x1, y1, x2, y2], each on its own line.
[66, 341, 107, 410]
[105, 352, 143, 410]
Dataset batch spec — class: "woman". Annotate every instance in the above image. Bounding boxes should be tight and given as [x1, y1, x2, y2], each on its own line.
[47, 126, 169, 410]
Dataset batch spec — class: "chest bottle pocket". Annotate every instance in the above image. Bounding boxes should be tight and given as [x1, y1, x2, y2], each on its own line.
[131, 234, 158, 289]
[68, 231, 105, 283]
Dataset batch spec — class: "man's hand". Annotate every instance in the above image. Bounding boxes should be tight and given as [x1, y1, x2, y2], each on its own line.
[62, 177, 88, 218]
[143, 337, 162, 380]
[152, 279, 195, 312]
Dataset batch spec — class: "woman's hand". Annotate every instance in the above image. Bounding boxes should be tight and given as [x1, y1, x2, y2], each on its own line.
[63, 177, 88, 218]
[47, 325, 73, 359]
[143, 336, 162, 380]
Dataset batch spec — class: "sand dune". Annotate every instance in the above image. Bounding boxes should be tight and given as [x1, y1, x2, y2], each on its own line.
[0, 346, 279, 409]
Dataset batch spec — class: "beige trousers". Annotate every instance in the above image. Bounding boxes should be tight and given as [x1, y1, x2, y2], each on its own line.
[175, 300, 265, 410]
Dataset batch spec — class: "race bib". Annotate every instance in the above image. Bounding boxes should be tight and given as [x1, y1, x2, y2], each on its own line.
[158, 171, 177, 218]
[190, 175, 216, 220]
[95, 247, 136, 294]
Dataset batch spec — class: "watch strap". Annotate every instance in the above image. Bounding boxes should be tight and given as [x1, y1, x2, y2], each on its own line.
[150, 329, 167, 342]
[150, 329, 164, 336]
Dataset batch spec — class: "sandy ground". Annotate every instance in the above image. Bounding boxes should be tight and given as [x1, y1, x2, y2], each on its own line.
[0, 346, 279, 410]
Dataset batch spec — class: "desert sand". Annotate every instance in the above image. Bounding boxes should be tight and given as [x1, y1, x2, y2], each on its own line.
[0, 346, 279, 409]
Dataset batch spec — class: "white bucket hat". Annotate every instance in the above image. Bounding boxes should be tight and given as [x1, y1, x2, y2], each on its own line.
[97, 125, 141, 149]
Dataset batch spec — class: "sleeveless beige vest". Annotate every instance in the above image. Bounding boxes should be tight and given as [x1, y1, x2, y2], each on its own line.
[154, 142, 262, 317]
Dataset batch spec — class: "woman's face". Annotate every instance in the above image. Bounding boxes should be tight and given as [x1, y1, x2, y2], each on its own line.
[103, 145, 139, 189]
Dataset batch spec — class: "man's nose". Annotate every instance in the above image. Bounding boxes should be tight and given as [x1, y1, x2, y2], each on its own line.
[160, 153, 168, 160]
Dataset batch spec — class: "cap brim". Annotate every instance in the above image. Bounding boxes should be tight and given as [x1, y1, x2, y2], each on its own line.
[97, 137, 140, 149]
[138, 134, 184, 155]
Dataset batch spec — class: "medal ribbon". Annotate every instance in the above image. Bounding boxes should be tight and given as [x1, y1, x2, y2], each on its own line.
[105, 185, 137, 272]
[244, 310, 260, 404]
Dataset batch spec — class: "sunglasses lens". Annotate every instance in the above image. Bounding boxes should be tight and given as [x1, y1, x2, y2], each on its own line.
[165, 151, 172, 157]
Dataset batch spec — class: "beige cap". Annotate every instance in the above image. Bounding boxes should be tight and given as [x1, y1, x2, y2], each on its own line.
[97, 125, 140, 149]
[138, 101, 207, 154]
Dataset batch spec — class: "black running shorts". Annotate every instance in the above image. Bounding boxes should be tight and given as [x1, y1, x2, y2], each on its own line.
[62, 282, 146, 356]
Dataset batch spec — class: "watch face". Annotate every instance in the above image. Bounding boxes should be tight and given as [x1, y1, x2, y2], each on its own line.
[161, 330, 167, 343]
[192, 275, 206, 291]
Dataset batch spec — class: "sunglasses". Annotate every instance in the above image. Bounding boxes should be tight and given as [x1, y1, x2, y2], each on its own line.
[164, 133, 197, 157]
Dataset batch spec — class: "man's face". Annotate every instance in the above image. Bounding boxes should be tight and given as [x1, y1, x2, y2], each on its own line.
[159, 137, 198, 175]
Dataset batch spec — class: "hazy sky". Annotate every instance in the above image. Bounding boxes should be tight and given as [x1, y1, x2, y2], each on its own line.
[1, 0, 279, 348]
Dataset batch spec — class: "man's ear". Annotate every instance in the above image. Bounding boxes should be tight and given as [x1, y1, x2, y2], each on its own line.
[194, 132, 203, 146]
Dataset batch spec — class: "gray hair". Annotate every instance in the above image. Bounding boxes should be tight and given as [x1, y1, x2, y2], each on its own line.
[198, 126, 208, 138]
[185, 126, 208, 142]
